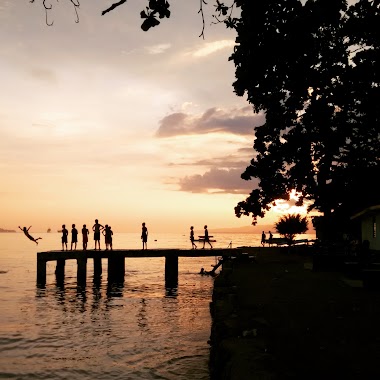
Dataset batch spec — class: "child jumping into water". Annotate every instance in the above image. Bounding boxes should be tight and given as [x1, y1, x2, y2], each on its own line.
[18, 226, 42, 245]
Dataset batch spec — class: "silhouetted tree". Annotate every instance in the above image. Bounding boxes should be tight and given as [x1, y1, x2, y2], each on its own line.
[275, 214, 309, 245]
[232, 0, 380, 241]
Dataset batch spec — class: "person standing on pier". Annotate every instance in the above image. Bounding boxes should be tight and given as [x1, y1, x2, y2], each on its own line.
[141, 222, 148, 250]
[261, 231, 266, 247]
[61, 224, 68, 251]
[82, 224, 89, 250]
[202, 225, 213, 249]
[71, 224, 78, 251]
[103, 225, 113, 251]
[190, 226, 197, 249]
[18, 226, 42, 245]
[268, 231, 273, 247]
[92, 219, 104, 250]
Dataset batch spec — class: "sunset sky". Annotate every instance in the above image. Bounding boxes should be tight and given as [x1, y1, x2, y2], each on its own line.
[0, 1, 313, 233]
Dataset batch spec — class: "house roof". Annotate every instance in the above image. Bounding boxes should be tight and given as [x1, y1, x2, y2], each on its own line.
[350, 205, 380, 220]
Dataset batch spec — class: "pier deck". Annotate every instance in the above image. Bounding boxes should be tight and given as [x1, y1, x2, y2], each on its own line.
[36, 248, 243, 287]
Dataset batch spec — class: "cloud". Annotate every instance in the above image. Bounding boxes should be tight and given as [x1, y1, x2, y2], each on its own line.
[156, 106, 264, 137]
[178, 167, 258, 194]
[170, 155, 250, 170]
[28, 67, 57, 84]
[145, 43, 171, 54]
[188, 40, 235, 58]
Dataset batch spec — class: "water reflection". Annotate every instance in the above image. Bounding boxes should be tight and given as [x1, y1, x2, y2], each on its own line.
[165, 287, 178, 298]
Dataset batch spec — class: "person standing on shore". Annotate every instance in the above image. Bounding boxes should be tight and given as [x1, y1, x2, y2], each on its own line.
[82, 224, 89, 250]
[18, 226, 42, 245]
[141, 222, 148, 250]
[92, 219, 104, 251]
[190, 226, 197, 249]
[202, 225, 213, 249]
[261, 231, 266, 247]
[71, 224, 78, 251]
[61, 224, 68, 251]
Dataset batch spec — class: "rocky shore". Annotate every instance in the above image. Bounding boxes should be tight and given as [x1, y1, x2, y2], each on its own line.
[208, 247, 380, 379]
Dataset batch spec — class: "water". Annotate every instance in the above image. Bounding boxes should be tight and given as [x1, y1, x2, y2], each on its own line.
[0, 232, 314, 379]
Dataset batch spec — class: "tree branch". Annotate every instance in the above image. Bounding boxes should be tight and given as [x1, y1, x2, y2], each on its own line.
[101, 0, 128, 16]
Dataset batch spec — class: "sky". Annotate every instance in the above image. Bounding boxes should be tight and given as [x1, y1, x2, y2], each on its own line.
[0, 0, 312, 233]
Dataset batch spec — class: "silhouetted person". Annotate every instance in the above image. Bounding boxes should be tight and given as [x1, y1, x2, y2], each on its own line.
[71, 224, 78, 250]
[261, 231, 266, 247]
[108, 226, 113, 250]
[141, 222, 148, 250]
[190, 226, 197, 249]
[92, 219, 104, 250]
[61, 224, 68, 251]
[18, 226, 42, 245]
[202, 225, 213, 249]
[268, 231, 273, 246]
[102, 225, 113, 251]
[82, 224, 89, 250]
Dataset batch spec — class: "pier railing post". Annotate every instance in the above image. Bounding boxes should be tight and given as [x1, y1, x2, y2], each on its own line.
[55, 259, 65, 283]
[165, 254, 178, 289]
[37, 258, 47, 286]
[77, 255, 87, 286]
[93, 256, 102, 277]
[108, 255, 125, 283]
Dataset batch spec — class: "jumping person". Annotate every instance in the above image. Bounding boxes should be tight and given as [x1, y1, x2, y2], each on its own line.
[141, 222, 148, 250]
[92, 219, 104, 250]
[190, 226, 197, 249]
[18, 226, 42, 245]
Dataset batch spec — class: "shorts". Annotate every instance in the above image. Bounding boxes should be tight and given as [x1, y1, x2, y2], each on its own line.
[62, 236, 67, 243]
[94, 232, 100, 241]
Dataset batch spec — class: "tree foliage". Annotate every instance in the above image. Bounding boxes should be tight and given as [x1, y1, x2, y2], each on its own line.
[232, 0, 380, 235]
[275, 213, 309, 244]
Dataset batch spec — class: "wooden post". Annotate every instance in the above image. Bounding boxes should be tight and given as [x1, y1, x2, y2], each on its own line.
[108, 255, 125, 283]
[93, 256, 102, 277]
[55, 259, 65, 280]
[165, 254, 178, 289]
[37, 258, 46, 286]
[77, 256, 87, 286]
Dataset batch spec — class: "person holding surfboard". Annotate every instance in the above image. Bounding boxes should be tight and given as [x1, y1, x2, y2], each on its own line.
[202, 225, 213, 249]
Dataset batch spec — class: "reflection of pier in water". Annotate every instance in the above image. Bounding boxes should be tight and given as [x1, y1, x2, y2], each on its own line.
[36, 248, 243, 289]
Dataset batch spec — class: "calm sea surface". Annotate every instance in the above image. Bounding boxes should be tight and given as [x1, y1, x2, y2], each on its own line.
[0, 232, 314, 380]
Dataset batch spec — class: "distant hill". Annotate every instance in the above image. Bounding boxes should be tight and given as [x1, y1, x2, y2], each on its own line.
[0, 228, 16, 233]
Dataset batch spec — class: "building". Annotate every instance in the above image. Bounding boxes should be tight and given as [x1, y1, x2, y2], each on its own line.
[350, 205, 380, 251]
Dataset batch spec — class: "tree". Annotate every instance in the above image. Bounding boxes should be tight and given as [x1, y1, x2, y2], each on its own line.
[30, 0, 238, 38]
[275, 214, 309, 245]
[232, 0, 380, 240]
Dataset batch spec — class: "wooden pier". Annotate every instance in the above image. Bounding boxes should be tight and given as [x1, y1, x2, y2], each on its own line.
[36, 248, 243, 287]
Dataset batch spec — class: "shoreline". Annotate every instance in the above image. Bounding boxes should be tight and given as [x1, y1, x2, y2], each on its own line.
[208, 247, 380, 379]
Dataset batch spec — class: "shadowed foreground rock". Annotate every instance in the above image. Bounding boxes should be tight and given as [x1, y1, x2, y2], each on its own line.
[208, 248, 380, 379]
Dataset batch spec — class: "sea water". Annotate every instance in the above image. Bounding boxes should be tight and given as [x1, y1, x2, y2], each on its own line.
[0, 232, 315, 379]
